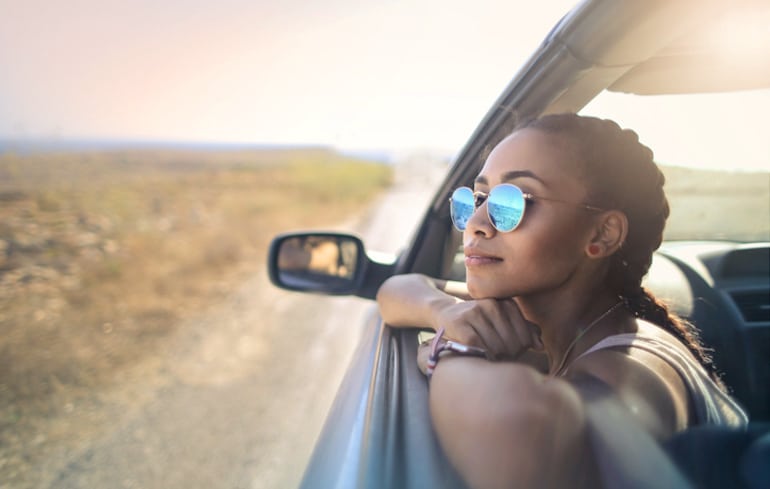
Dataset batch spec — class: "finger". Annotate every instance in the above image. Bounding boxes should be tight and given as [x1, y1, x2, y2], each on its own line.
[438, 304, 488, 347]
[492, 300, 544, 353]
[470, 302, 511, 359]
[442, 300, 525, 359]
[527, 321, 545, 350]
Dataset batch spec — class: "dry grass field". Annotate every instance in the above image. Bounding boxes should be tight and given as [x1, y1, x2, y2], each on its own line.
[0, 147, 393, 460]
[662, 166, 770, 242]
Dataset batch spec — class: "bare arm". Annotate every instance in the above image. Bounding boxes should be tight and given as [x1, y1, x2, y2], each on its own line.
[377, 273, 545, 365]
[429, 357, 595, 489]
[429, 348, 689, 488]
[376, 273, 468, 331]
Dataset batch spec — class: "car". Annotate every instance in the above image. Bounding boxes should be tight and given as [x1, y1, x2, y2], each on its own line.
[268, 0, 770, 487]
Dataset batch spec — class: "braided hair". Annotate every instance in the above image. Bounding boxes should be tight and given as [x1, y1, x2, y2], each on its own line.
[519, 113, 723, 386]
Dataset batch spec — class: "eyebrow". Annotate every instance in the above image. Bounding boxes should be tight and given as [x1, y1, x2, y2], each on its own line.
[475, 170, 547, 186]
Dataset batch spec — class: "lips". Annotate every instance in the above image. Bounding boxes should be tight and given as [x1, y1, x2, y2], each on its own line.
[464, 247, 503, 266]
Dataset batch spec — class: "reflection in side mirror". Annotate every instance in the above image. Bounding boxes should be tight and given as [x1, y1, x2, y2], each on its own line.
[268, 232, 366, 295]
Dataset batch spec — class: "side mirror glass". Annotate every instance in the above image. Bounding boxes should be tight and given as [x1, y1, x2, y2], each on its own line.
[268, 233, 366, 295]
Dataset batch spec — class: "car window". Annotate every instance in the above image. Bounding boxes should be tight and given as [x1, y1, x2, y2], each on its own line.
[581, 88, 770, 243]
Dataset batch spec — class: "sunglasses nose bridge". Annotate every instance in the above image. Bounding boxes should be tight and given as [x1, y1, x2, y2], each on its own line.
[451, 187, 502, 234]
[466, 196, 497, 234]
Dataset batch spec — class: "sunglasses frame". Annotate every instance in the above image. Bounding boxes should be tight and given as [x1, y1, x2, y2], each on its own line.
[449, 183, 604, 233]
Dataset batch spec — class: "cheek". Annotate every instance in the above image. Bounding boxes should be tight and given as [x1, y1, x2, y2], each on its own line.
[524, 213, 590, 265]
[476, 216, 589, 296]
[527, 239, 581, 275]
[466, 273, 514, 299]
[526, 205, 593, 249]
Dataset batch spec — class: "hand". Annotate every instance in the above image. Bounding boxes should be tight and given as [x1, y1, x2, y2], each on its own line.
[432, 298, 544, 361]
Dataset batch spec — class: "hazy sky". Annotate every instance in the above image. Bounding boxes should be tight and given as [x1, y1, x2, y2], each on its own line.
[2, 0, 768, 172]
[0, 0, 576, 151]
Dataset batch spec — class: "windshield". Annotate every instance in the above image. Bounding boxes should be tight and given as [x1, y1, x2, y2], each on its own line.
[581, 88, 770, 242]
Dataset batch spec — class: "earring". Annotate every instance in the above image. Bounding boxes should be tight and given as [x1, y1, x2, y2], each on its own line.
[588, 244, 601, 256]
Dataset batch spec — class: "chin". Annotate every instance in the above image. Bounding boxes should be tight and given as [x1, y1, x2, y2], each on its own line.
[466, 278, 510, 300]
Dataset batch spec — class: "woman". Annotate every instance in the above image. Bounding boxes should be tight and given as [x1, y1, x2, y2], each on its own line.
[376, 114, 747, 488]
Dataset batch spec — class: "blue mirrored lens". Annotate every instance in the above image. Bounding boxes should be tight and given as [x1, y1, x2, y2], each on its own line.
[488, 184, 525, 232]
[450, 187, 474, 231]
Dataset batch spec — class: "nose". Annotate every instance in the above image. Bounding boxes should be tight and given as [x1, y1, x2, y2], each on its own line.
[464, 200, 495, 237]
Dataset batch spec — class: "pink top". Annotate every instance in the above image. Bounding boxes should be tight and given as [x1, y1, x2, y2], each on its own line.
[566, 327, 748, 427]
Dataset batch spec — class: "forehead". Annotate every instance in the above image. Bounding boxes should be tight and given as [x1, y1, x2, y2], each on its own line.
[478, 128, 583, 187]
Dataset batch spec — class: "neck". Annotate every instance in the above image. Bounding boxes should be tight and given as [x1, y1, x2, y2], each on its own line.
[516, 290, 626, 374]
[551, 301, 624, 375]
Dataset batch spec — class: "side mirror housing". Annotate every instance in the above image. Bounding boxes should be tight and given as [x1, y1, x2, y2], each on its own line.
[267, 232, 395, 298]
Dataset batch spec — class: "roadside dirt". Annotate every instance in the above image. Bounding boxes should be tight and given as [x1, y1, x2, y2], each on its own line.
[0, 155, 445, 489]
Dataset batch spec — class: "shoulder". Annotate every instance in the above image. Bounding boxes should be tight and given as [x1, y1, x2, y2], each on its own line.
[565, 321, 692, 438]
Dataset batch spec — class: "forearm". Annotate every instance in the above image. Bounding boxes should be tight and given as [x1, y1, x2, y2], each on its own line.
[376, 273, 463, 330]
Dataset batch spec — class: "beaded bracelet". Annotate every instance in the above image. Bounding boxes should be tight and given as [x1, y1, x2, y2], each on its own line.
[425, 327, 487, 379]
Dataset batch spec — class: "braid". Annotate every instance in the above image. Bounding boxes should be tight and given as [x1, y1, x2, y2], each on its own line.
[521, 113, 724, 386]
[621, 287, 724, 389]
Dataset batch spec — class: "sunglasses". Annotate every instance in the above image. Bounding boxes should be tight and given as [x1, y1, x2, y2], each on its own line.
[449, 183, 604, 233]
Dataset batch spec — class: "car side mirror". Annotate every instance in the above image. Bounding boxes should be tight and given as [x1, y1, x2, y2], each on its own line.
[268, 232, 369, 295]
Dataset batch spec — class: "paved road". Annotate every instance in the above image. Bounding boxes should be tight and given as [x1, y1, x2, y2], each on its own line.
[44, 158, 446, 489]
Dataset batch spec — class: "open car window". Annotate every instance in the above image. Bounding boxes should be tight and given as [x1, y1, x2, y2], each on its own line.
[581, 88, 770, 243]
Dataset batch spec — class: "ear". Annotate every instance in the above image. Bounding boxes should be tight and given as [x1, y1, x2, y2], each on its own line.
[585, 211, 628, 258]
